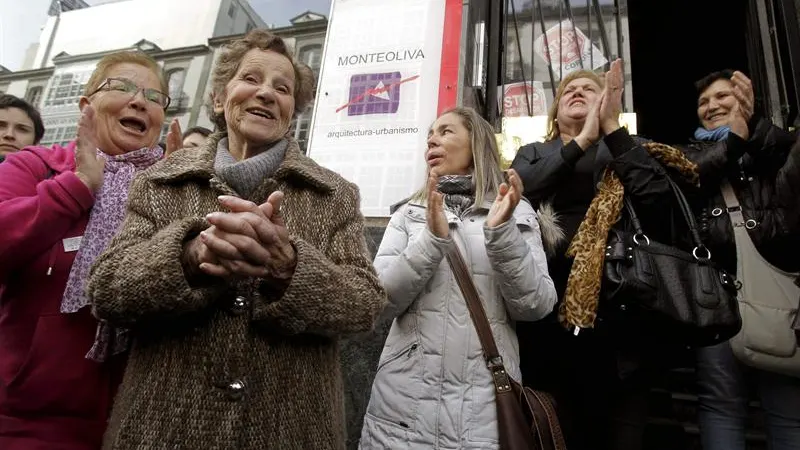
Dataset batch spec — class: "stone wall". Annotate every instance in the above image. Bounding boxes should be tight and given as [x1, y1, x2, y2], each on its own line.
[339, 226, 391, 449]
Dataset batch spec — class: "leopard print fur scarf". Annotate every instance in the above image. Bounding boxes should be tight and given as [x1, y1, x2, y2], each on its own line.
[559, 142, 699, 332]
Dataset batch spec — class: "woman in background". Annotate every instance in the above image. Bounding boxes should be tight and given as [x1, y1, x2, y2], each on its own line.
[0, 94, 44, 162]
[0, 51, 167, 449]
[511, 59, 689, 450]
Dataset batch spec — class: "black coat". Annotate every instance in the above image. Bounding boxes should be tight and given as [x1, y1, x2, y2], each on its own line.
[510, 128, 692, 450]
[681, 118, 800, 275]
[512, 128, 683, 302]
[511, 128, 690, 383]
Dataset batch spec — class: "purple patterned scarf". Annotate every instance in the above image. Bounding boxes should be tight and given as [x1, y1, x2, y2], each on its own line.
[60, 145, 163, 361]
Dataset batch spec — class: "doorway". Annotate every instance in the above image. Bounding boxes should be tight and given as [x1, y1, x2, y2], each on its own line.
[627, 0, 750, 144]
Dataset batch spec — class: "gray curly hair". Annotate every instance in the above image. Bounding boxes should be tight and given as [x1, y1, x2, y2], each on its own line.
[207, 29, 316, 131]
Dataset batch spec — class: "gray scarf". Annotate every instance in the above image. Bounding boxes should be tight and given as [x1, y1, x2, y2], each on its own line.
[214, 138, 288, 196]
[436, 174, 475, 217]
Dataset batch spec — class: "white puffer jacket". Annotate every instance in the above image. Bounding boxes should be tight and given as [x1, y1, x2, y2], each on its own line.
[359, 199, 557, 449]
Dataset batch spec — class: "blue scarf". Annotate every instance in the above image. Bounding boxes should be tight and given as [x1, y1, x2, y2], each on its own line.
[694, 126, 731, 142]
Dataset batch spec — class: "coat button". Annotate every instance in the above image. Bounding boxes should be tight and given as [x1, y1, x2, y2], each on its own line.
[226, 379, 246, 401]
[228, 296, 248, 316]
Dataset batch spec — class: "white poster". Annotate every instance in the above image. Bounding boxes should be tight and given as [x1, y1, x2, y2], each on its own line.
[307, 0, 447, 217]
[534, 20, 607, 79]
[499, 81, 548, 117]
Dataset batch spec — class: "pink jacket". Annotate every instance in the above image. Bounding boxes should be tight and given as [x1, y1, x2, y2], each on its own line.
[0, 142, 126, 450]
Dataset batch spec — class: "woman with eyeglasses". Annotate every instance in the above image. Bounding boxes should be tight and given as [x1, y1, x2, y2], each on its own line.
[0, 51, 168, 450]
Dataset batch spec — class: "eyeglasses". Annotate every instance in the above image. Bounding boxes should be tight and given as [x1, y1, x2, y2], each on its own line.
[89, 77, 171, 109]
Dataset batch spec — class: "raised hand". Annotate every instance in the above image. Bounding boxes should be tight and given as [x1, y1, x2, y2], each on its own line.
[426, 171, 449, 239]
[729, 71, 754, 140]
[731, 71, 754, 122]
[165, 119, 182, 157]
[74, 104, 105, 192]
[574, 92, 603, 150]
[599, 58, 624, 134]
[487, 169, 523, 228]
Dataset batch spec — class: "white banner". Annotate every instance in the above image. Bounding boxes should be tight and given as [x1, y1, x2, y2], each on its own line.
[307, 0, 447, 217]
[534, 20, 607, 79]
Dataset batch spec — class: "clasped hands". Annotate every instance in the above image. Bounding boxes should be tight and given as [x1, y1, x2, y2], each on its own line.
[185, 193, 297, 282]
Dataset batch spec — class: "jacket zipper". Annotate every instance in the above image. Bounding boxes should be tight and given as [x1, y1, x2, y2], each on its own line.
[46, 243, 59, 275]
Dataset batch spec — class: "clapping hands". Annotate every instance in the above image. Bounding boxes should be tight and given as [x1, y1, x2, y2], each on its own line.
[729, 71, 754, 140]
[165, 119, 182, 157]
[486, 169, 524, 228]
[575, 58, 624, 149]
[599, 58, 624, 135]
[74, 104, 106, 192]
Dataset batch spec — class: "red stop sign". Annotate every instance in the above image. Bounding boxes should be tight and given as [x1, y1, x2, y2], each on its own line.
[503, 84, 544, 117]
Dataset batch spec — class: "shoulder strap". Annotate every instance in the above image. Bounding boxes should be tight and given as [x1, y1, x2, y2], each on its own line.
[720, 181, 741, 209]
[445, 245, 502, 363]
[720, 181, 751, 229]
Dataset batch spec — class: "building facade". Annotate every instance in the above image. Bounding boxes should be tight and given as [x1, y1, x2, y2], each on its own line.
[0, 5, 326, 152]
[48, 0, 91, 16]
[0, 0, 331, 150]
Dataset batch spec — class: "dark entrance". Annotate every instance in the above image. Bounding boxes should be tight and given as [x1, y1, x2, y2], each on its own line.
[628, 0, 800, 144]
[627, 0, 750, 144]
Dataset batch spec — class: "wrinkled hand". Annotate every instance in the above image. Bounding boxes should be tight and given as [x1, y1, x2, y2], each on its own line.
[253, 192, 297, 282]
[165, 119, 182, 157]
[183, 229, 223, 279]
[426, 171, 449, 239]
[599, 58, 624, 134]
[486, 169, 523, 228]
[574, 93, 602, 150]
[74, 104, 105, 192]
[201, 195, 297, 281]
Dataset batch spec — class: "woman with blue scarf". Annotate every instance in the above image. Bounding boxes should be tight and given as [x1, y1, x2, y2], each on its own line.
[681, 69, 800, 450]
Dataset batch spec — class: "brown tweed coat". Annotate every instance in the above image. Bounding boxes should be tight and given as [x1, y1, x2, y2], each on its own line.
[86, 134, 386, 450]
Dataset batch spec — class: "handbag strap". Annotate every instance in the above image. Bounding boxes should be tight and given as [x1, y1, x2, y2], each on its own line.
[623, 176, 709, 258]
[720, 181, 756, 230]
[445, 244, 514, 393]
[720, 181, 799, 282]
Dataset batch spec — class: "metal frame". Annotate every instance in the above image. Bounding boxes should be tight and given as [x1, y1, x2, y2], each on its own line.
[774, 0, 800, 126]
[485, 0, 503, 129]
[754, 0, 786, 128]
[479, 0, 621, 126]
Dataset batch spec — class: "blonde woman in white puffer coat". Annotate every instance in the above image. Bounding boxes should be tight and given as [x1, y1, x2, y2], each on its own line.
[359, 107, 559, 450]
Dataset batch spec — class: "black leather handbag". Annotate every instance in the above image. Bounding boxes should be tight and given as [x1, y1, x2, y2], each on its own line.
[601, 176, 741, 348]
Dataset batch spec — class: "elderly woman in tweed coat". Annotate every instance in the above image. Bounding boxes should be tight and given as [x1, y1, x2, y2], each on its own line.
[86, 29, 386, 450]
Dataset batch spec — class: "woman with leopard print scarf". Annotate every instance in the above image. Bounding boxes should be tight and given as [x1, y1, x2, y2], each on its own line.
[510, 59, 697, 450]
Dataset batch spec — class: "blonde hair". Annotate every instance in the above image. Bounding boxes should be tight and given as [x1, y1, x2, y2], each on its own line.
[208, 29, 316, 130]
[545, 70, 604, 141]
[84, 51, 167, 96]
[412, 107, 503, 207]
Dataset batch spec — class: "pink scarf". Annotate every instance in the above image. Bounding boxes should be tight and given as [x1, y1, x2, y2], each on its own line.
[60, 145, 163, 361]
